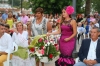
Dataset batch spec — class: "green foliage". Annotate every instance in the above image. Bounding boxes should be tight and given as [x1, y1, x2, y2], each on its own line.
[35, 38, 45, 48]
[22, 1, 31, 9]
[91, 0, 100, 13]
[30, 0, 72, 14]
[30, 0, 85, 14]
[48, 44, 59, 60]
[76, 0, 85, 13]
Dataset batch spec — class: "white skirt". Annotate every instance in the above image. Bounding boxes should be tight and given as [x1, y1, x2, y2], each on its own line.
[11, 55, 36, 66]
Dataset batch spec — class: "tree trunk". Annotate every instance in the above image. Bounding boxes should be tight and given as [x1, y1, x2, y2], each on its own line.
[85, 0, 91, 17]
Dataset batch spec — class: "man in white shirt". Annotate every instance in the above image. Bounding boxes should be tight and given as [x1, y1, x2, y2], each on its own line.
[74, 27, 100, 66]
[0, 23, 13, 66]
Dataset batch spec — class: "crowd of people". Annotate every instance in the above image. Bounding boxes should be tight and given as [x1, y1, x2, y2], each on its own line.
[0, 5, 100, 66]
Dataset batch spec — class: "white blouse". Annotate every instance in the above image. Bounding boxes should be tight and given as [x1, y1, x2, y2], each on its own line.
[12, 31, 29, 47]
[0, 33, 13, 53]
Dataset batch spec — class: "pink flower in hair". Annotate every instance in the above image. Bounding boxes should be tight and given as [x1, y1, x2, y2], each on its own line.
[66, 6, 74, 15]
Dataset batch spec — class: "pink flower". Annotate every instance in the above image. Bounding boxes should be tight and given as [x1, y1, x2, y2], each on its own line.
[66, 6, 74, 15]
[40, 46, 45, 49]
[44, 40, 48, 43]
[38, 38, 43, 42]
[38, 49, 45, 55]
[54, 44, 59, 51]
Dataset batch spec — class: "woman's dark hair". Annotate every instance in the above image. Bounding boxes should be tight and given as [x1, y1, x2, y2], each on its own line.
[52, 25, 56, 28]
[87, 15, 90, 18]
[35, 7, 44, 14]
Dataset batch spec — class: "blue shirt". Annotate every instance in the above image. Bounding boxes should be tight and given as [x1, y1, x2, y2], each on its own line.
[2, 13, 8, 20]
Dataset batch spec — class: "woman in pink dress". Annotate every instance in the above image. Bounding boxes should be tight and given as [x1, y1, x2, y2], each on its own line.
[47, 6, 77, 66]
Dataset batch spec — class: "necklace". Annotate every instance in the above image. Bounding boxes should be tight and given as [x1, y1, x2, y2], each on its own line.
[63, 19, 72, 25]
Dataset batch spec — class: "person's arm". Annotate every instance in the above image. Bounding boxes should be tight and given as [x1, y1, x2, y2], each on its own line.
[47, 23, 61, 35]
[47, 22, 52, 33]
[78, 39, 86, 61]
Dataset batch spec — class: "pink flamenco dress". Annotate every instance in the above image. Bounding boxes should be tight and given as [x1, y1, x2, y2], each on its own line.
[55, 19, 75, 66]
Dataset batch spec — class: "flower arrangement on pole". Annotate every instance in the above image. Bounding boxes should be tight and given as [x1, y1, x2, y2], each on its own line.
[28, 35, 59, 62]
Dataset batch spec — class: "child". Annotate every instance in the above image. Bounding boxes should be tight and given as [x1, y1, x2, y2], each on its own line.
[77, 22, 86, 44]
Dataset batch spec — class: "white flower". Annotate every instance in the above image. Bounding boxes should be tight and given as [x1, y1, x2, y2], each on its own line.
[45, 44, 47, 46]
[47, 42, 50, 46]
[35, 51, 42, 57]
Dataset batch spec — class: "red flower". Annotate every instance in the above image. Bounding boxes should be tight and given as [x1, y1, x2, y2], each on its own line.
[48, 54, 53, 59]
[10, 30, 14, 33]
[30, 48, 35, 52]
[54, 44, 58, 46]
[54, 44, 59, 51]
[40, 46, 44, 49]
[38, 38, 43, 42]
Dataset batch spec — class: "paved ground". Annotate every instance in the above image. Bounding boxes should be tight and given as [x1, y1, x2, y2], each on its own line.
[44, 57, 58, 66]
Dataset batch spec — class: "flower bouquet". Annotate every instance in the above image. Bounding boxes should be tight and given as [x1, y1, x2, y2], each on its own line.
[28, 35, 59, 63]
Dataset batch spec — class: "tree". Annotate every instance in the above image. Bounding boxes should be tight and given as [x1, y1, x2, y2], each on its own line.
[85, 0, 91, 16]
[76, 0, 85, 14]
[91, 0, 100, 13]
[22, 1, 31, 9]
[30, 0, 85, 14]
[30, 0, 72, 14]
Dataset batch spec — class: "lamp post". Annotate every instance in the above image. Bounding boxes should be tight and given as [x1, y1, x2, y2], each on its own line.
[12, 0, 13, 13]
[21, 0, 22, 13]
[72, 0, 78, 58]
[72, 0, 76, 19]
[12, 0, 13, 7]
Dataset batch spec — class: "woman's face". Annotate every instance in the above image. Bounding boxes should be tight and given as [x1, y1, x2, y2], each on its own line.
[8, 14, 12, 18]
[35, 12, 42, 19]
[16, 23, 23, 31]
[62, 9, 68, 18]
[79, 15, 82, 18]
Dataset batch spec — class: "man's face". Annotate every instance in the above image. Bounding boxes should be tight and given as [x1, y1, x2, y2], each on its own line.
[22, 12, 25, 16]
[90, 29, 99, 39]
[0, 25, 5, 35]
[5, 27, 9, 33]
[5, 10, 8, 14]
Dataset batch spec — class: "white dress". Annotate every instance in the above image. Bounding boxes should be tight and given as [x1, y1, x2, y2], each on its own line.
[11, 31, 35, 66]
